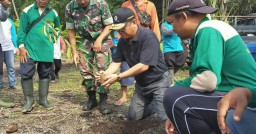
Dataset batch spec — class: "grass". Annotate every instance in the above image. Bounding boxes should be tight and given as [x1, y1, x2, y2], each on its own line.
[0, 59, 190, 133]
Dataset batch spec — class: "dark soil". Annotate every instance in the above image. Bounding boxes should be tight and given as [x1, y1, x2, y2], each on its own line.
[0, 59, 169, 134]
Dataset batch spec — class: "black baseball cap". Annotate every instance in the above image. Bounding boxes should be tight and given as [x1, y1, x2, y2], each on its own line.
[110, 7, 135, 30]
[168, 0, 217, 15]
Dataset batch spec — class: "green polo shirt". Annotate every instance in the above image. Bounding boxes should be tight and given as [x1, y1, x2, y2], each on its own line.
[175, 17, 256, 107]
[17, 2, 60, 62]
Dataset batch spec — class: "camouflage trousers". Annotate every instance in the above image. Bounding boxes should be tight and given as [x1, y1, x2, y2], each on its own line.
[77, 48, 112, 94]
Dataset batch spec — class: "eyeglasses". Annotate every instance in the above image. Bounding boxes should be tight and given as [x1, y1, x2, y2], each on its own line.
[119, 22, 132, 32]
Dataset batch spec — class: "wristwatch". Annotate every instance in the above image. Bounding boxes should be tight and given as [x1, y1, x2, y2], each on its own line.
[117, 74, 121, 81]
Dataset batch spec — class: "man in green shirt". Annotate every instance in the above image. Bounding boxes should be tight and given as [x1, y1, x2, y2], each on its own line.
[163, 0, 256, 133]
[17, 0, 60, 113]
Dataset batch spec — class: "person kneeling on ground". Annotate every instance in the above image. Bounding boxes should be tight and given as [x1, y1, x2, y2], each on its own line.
[96, 7, 171, 121]
[163, 0, 256, 133]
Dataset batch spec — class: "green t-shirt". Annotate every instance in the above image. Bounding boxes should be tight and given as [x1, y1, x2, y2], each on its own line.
[17, 2, 60, 62]
[175, 17, 256, 107]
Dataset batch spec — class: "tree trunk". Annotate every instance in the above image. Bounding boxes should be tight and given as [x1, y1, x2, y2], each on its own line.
[11, 0, 19, 20]
[162, 0, 171, 22]
[162, 0, 165, 22]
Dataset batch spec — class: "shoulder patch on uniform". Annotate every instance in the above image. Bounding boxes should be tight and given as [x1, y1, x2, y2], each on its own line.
[23, 4, 34, 13]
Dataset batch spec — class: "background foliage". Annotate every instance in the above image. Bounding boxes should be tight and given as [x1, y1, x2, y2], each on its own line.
[7, 0, 256, 31]
[8, 0, 162, 27]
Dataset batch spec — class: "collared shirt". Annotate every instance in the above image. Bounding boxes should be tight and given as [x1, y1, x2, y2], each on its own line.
[17, 2, 60, 62]
[114, 27, 167, 87]
[65, 0, 113, 39]
[175, 17, 256, 107]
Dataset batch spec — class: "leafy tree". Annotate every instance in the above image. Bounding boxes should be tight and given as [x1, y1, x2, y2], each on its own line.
[106, 0, 125, 13]
[8, 0, 256, 33]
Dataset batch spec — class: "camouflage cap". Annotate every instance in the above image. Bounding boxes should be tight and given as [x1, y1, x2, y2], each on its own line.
[110, 7, 135, 30]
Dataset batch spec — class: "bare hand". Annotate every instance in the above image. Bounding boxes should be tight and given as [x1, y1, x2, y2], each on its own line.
[101, 74, 118, 88]
[1, 0, 10, 8]
[19, 47, 30, 63]
[217, 88, 251, 134]
[165, 119, 176, 134]
[93, 40, 102, 52]
[95, 70, 105, 82]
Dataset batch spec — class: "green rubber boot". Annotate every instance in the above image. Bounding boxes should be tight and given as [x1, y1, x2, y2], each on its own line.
[21, 79, 34, 113]
[38, 78, 53, 109]
[99, 93, 111, 115]
[0, 99, 15, 108]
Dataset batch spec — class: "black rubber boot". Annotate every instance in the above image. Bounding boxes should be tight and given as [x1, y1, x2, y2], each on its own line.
[21, 79, 34, 113]
[38, 78, 53, 109]
[82, 91, 98, 111]
[99, 93, 111, 115]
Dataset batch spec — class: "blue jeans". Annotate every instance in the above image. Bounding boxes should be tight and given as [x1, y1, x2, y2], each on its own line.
[0, 50, 16, 87]
[128, 71, 171, 121]
[119, 61, 134, 86]
[226, 108, 256, 134]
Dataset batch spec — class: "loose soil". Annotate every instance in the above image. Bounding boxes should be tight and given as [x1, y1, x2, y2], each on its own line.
[0, 59, 189, 134]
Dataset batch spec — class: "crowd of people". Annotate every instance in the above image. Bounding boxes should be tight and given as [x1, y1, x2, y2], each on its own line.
[0, 0, 256, 133]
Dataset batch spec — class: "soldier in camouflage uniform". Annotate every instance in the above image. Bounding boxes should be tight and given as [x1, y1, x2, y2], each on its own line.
[65, 0, 113, 114]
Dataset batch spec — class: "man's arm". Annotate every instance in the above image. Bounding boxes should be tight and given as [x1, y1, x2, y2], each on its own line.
[93, 0, 113, 52]
[60, 36, 66, 53]
[68, 29, 78, 63]
[93, 25, 112, 52]
[118, 63, 148, 80]
[65, 2, 77, 62]
[95, 62, 122, 87]
[17, 10, 30, 63]
[161, 23, 175, 36]
[104, 62, 122, 75]
[101, 63, 149, 87]
[175, 28, 223, 91]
